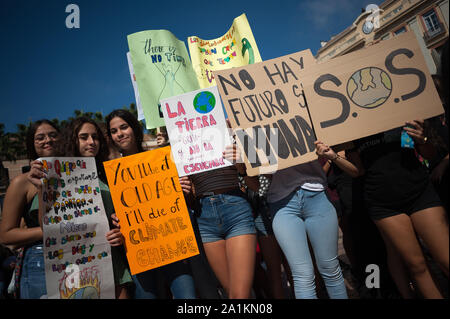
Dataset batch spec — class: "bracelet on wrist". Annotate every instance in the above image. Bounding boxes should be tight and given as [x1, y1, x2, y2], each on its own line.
[331, 154, 341, 162]
[416, 136, 428, 145]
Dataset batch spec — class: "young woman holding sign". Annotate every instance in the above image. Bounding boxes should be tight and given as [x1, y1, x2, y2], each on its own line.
[0, 120, 61, 298]
[26, 117, 134, 299]
[105, 109, 197, 299]
[65, 117, 133, 298]
[223, 143, 348, 299]
[316, 120, 449, 299]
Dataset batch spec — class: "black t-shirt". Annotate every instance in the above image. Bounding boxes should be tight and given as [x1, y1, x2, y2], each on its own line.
[352, 127, 429, 209]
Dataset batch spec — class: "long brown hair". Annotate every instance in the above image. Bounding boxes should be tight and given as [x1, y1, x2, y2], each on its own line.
[26, 119, 61, 160]
[65, 117, 109, 161]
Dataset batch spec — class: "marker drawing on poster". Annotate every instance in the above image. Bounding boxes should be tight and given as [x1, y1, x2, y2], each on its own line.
[161, 86, 233, 177]
[103, 147, 200, 275]
[40, 157, 115, 299]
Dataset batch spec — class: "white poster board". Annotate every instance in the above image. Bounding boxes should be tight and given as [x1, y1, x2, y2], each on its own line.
[40, 157, 115, 299]
[161, 86, 233, 176]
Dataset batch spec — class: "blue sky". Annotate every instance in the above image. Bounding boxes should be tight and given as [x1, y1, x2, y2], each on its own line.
[0, 0, 382, 133]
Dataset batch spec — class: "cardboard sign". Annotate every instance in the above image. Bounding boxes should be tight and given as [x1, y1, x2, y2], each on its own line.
[188, 13, 262, 88]
[214, 50, 317, 176]
[128, 30, 200, 129]
[103, 147, 199, 275]
[300, 32, 444, 147]
[161, 86, 233, 177]
[40, 157, 115, 299]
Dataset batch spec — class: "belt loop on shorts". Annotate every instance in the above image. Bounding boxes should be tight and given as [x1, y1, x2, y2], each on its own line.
[198, 187, 243, 199]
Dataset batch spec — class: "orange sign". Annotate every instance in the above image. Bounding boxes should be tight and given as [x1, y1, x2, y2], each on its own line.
[103, 146, 199, 275]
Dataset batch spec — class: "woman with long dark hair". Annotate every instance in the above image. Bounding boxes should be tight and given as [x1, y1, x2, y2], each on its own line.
[63, 117, 133, 298]
[105, 109, 196, 299]
[0, 120, 61, 298]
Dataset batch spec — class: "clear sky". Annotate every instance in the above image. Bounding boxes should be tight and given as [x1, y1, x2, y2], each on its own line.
[0, 0, 383, 133]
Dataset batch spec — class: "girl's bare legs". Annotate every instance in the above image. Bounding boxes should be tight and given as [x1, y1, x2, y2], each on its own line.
[411, 207, 449, 277]
[374, 213, 443, 299]
[204, 234, 257, 299]
[378, 230, 415, 298]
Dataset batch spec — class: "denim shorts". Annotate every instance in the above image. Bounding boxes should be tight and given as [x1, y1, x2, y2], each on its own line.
[196, 194, 256, 243]
[20, 243, 47, 299]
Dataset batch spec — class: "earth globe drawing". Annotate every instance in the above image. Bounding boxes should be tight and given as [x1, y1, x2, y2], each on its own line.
[346, 67, 392, 109]
[193, 91, 216, 114]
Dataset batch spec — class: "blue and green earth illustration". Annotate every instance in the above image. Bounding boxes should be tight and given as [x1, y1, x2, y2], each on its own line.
[347, 67, 392, 108]
[193, 91, 216, 114]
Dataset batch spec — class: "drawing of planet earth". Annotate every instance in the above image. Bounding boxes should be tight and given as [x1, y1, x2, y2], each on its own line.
[193, 91, 216, 114]
[347, 67, 392, 108]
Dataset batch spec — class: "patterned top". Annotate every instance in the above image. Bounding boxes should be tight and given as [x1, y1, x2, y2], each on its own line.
[190, 166, 239, 196]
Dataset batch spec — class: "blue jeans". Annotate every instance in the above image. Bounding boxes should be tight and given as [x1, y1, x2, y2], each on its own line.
[269, 189, 348, 299]
[133, 261, 196, 299]
[20, 243, 47, 299]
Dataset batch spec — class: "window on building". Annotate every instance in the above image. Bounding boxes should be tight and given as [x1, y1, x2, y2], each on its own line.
[422, 9, 440, 32]
[394, 26, 407, 35]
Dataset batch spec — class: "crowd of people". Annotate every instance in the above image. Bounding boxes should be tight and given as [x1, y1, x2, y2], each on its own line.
[0, 41, 448, 300]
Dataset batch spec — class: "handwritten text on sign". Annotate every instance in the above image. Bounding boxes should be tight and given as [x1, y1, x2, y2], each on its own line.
[103, 147, 199, 275]
[161, 86, 233, 176]
[300, 32, 444, 147]
[41, 157, 115, 299]
[214, 49, 317, 176]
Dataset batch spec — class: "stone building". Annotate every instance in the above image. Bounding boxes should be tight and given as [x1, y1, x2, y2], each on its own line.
[316, 0, 449, 74]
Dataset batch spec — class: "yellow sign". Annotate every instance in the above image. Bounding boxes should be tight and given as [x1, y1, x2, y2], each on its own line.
[188, 13, 262, 88]
[103, 147, 199, 275]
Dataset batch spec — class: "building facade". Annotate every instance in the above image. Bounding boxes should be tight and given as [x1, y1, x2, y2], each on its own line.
[316, 0, 449, 75]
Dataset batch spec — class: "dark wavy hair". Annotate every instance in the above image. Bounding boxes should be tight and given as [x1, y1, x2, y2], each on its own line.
[105, 109, 144, 153]
[26, 119, 61, 160]
[64, 117, 110, 182]
[64, 117, 109, 162]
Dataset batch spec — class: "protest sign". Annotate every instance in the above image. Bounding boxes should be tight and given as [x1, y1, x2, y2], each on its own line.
[188, 13, 262, 88]
[161, 86, 233, 177]
[214, 49, 317, 176]
[300, 31, 444, 147]
[103, 147, 200, 275]
[40, 157, 115, 299]
[126, 52, 145, 121]
[128, 30, 200, 129]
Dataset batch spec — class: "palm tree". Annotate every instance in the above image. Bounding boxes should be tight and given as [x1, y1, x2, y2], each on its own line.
[123, 103, 138, 118]
[0, 123, 17, 162]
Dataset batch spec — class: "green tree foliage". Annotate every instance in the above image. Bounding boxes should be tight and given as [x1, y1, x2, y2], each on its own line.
[0, 123, 28, 161]
[2, 102, 149, 161]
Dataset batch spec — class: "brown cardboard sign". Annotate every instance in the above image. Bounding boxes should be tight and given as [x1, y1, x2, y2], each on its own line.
[214, 50, 317, 176]
[301, 32, 444, 147]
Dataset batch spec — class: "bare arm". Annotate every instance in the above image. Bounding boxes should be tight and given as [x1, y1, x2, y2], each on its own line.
[403, 120, 436, 160]
[26, 160, 48, 230]
[0, 174, 42, 247]
[315, 141, 361, 178]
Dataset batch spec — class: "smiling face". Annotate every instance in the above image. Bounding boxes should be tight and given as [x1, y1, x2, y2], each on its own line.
[77, 123, 100, 157]
[34, 123, 60, 157]
[108, 116, 138, 155]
